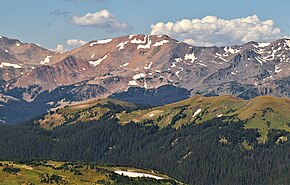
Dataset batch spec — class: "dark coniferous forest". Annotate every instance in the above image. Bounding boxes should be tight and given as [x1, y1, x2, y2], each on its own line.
[0, 115, 289, 185]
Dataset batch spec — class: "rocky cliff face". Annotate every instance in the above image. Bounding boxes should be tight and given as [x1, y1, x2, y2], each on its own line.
[0, 34, 289, 123]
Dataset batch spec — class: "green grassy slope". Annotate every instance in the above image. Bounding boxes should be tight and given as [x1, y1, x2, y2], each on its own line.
[117, 95, 290, 142]
[0, 160, 182, 185]
[39, 98, 138, 129]
[40, 95, 290, 142]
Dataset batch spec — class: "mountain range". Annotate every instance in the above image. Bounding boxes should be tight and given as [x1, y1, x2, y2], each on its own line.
[0, 34, 289, 123]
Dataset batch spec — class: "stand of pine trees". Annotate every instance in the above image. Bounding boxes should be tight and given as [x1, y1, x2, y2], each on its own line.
[0, 117, 289, 185]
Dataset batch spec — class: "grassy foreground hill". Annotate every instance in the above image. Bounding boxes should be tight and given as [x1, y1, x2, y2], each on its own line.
[0, 160, 182, 185]
[42, 95, 290, 142]
[117, 95, 290, 142]
[26, 95, 290, 184]
[39, 98, 138, 129]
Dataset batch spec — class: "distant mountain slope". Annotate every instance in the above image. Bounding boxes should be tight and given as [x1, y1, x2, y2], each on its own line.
[109, 85, 190, 106]
[0, 34, 289, 123]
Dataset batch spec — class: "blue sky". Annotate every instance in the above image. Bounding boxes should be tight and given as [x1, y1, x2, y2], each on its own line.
[0, 0, 289, 49]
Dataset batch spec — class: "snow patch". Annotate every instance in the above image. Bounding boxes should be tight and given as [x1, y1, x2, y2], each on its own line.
[130, 36, 147, 44]
[224, 47, 240, 54]
[40, 56, 51, 65]
[0, 62, 21, 68]
[171, 62, 176, 68]
[149, 113, 155, 117]
[4, 50, 8, 53]
[89, 55, 107, 66]
[153, 40, 169, 47]
[175, 58, 182, 63]
[114, 171, 163, 180]
[137, 39, 152, 50]
[116, 41, 129, 50]
[133, 73, 146, 80]
[16, 43, 21, 47]
[192, 108, 201, 118]
[46, 101, 54, 106]
[90, 39, 112, 46]
[120, 63, 129, 67]
[91, 54, 95, 58]
[129, 34, 136, 39]
[144, 61, 153, 69]
[218, 56, 227, 62]
[144, 81, 148, 89]
[184, 53, 197, 63]
[257, 42, 270, 48]
[128, 80, 138, 86]
[275, 65, 282, 73]
[197, 62, 207, 67]
[217, 114, 223, 118]
[285, 39, 290, 49]
[255, 56, 264, 65]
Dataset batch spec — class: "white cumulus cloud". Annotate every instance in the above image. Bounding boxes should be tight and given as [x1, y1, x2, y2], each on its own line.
[50, 39, 87, 53]
[150, 15, 285, 46]
[66, 39, 87, 47]
[71, 10, 130, 32]
[50, 45, 68, 54]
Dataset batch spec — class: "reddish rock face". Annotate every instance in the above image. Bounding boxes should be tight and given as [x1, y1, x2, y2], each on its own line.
[0, 34, 290, 105]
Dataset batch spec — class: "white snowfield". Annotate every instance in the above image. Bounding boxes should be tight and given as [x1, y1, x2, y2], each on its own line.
[128, 80, 138, 86]
[184, 53, 197, 63]
[149, 113, 155, 117]
[90, 39, 112, 46]
[0, 62, 21, 68]
[129, 34, 136, 39]
[192, 108, 201, 118]
[217, 114, 223, 118]
[275, 65, 282, 73]
[120, 62, 129, 67]
[116, 41, 129, 50]
[89, 55, 107, 66]
[137, 39, 152, 50]
[130, 36, 147, 44]
[153, 40, 169, 47]
[133, 73, 146, 80]
[285, 39, 290, 49]
[144, 61, 153, 69]
[257, 42, 270, 48]
[40, 56, 52, 65]
[114, 170, 164, 180]
[224, 47, 240, 54]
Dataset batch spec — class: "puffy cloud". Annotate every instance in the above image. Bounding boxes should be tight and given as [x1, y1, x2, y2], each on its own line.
[50, 45, 67, 54]
[71, 10, 130, 32]
[150, 15, 285, 46]
[50, 39, 87, 53]
[66, 39, 87, 47]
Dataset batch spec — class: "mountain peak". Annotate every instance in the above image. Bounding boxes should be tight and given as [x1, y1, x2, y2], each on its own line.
[0, 34, 290, 123]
